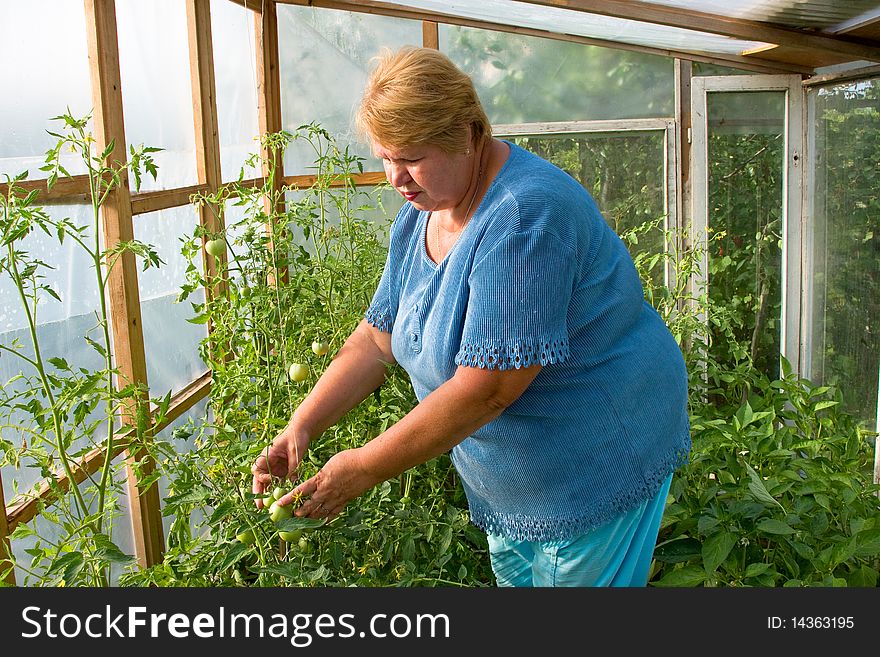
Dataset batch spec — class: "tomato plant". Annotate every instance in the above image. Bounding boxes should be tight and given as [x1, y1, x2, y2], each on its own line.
[119, 125, 496, 588]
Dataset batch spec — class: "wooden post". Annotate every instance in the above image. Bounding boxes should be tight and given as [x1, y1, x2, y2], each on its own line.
[187, 0, 229, 330]
[422, 20, 439, 49]
[674, 58, 692, 312]
[83, 0, 164, 570]
[255, 0, 288, 286]
[0, 472, 15, 585]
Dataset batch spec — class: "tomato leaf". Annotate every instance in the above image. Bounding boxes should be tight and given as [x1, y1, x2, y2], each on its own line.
[275, 516, 326, 531]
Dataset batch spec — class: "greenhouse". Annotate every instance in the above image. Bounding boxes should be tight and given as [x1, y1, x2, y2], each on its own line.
[1, 0, 879, 590]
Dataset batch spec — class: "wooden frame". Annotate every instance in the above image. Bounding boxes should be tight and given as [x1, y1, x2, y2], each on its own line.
[689, 74, 805, 377]
[84, 0, 165, 571]
[494, 117, 678, 292]
[274, 0, 812, 76]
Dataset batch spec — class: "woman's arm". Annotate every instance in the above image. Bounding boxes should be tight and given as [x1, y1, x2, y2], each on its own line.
[288, 361, 542, 518]
[251, 319, 394, 498]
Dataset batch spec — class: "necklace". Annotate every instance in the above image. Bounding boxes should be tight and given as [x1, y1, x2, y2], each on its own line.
[433, 154, 484, 260]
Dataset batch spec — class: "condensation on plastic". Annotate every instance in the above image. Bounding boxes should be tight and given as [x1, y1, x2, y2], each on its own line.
[441, 24, 674, 124]
[0, 1, 91, 179]
[116, 0, 198, 192]
[211, 0, 261, 183]
[388, 0, 766, 55]
[276, 5, 422, 176]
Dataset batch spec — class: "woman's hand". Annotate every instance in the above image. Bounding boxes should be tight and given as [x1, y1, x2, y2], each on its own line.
[251, 425, 310, 508]
[289, 448, 376, 521]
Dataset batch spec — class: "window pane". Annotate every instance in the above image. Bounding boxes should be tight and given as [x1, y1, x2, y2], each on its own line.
[706, 91, 785, 378]
[809, 78, 880, 428]
[0, 1, 91, 179]
[510, 132, 667, 285]
[277, 6, 422, 175]
[117, 0, 198, 191]
[442, 25, 674, 124]
[134, 206, 208, 397]
[212, 0, 261, 183]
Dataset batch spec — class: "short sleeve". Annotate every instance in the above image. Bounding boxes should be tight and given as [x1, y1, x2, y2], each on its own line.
[364, 249, 395, 333]
[455, 230, 574, 370]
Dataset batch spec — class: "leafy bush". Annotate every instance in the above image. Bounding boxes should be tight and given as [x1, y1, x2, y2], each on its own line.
[0, 112, 165, 586]
[626, 220, 880, 587]
[119, 126, 494, 587]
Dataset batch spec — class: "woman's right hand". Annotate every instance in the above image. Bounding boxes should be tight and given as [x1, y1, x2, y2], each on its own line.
[251, 425, 310, 508]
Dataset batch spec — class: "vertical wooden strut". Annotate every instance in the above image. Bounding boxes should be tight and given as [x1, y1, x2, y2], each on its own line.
[423, 20, 439, 49]
[83, 0, 164, 569]
[255, 0, 288, 286]
[187, 0, 229, 349]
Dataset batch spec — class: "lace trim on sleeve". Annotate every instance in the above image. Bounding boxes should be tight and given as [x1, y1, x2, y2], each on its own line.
[365, 306, 393, 333]
[454, 337, 569, 370]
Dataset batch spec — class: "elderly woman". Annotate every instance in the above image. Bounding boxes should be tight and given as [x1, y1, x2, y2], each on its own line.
[252, 46, 691, 587]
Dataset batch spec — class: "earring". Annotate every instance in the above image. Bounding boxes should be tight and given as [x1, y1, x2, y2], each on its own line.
[465, 149, 471, 156]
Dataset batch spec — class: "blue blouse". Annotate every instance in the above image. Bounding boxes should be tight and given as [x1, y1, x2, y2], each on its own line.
[365, 141, 691, 542]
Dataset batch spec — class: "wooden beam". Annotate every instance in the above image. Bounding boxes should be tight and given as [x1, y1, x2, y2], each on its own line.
[803, 63, 880, 87]
[273, 0, 810, 75]
[493, 118, 672, 136]
[422, 20, 439, 49]
[187, 0, 229, 327]
[517, 0, 880, 63]
[227, 0, 262, 12]
[131, 183, 209, 215]
[739, 43, 854, 70]
[0, 175, 91, 204]
[4, 371, 212, 534]
[0, 470, 14, 585]
[83, 0, 164, 570]
[255, 1, 288, 286]
[283, 170, 387, 189]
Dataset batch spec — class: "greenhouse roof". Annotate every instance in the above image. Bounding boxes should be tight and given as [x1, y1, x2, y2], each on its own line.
[275, 0, 880, 75]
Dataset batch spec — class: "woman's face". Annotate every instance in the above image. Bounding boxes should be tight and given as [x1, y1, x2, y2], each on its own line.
[372, 140, 472, 213]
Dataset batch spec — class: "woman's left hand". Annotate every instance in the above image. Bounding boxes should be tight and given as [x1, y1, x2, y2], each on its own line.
[289, 447, 375, 521]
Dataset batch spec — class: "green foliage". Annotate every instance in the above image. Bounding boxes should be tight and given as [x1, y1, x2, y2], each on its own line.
[617, 216, 880, 587]
[654, 360, 880, 587]
[120, 125, 493, 587]
[0, 111, 166, 586]
[706, 130, 783, 379]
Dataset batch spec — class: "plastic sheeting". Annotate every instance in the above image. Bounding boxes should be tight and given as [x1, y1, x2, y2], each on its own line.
[385, 0, 767, 55]
[0, 1, 91, 179]
[277, 5, 423, 176]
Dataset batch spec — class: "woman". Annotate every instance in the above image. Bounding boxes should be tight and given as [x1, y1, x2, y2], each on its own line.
[252, 46, 691, 587]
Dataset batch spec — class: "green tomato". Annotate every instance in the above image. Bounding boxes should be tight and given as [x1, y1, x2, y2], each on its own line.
[204, 238, 225, 257]
[269, 501, 293, 523]
[297, 537, 313, 554]
[279, 529, 303, 543]
[262, 493, 275, 508]
[288, 363, 309, 382]
[273, 486, 286, 501]
[311, 340, 330, 356]
[236, 529, 255, 545]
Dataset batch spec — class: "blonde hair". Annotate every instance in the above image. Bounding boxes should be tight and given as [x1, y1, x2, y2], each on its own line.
[356, 46, 492, 154]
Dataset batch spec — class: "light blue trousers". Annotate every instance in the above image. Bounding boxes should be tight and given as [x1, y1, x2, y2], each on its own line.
[487, 474, 673, 587]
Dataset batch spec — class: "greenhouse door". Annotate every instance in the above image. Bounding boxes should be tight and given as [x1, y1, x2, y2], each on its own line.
[690, 75, 804, 379]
